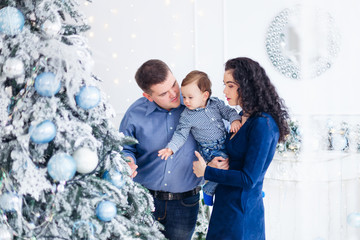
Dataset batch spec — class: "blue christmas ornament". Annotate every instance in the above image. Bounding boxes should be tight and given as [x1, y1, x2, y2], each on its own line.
[347, 212, 360, 227]
[35, 72, 61, 97]
[0, 7, 24, 36]
[75, 86, 101, 110]
[103, 170, 125, 189]
[30, 120, 57, 144]
[47, 153, 76, 182]
[96, 200, 117, 222]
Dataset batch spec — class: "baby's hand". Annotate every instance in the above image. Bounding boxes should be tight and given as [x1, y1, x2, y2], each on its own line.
[230, 120, 242, 133]
[158, 148, 174, 160]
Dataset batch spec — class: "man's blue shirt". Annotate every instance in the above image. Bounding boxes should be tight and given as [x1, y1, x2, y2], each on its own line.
[119, 97, 203, 193]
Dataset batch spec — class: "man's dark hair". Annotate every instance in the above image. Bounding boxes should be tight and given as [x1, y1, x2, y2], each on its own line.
[135, 59, 171, 94]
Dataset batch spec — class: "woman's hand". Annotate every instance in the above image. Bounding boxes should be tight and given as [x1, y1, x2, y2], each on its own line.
[193, 151, 207, 177]
[208, 156, 229, 170]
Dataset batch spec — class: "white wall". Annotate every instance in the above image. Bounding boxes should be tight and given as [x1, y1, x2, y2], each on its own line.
[81, 0, 360, 127]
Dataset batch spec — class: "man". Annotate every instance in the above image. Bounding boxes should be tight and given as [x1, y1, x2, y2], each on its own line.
[119, 59, 202, 240]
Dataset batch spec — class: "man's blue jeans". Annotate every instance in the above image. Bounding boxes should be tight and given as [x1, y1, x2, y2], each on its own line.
[153, 193, 200, 240]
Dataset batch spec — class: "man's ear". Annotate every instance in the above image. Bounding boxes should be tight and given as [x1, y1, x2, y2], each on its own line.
[143, 92, 154, 102]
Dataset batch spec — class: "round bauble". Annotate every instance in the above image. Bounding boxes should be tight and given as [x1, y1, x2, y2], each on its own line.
[30, 120, 56, 144]
[103, 170, 125, 189]
[0, 192, 22, 212]
[47, 153, 76, 182]
[35, 72, 61, 97]
[347, 212, 360, 227]
[72, 148, 98, 174]
[331, 133, 348, 151]
[3, 58, 24, 78]
[0, 7, 24, 36]
[96, 201, 117, 222]
[0, 226, 12, 240]
[42, 19, 61, 37]
[75, 86, 100, 110]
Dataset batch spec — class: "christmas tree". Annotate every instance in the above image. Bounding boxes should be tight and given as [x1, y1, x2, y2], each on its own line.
[0, 0, 164, 239]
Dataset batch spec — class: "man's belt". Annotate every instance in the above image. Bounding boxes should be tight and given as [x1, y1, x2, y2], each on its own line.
[148, 186, 201, 201]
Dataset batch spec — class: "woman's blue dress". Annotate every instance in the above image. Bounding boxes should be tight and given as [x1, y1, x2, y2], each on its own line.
[204, 112, 279, 240]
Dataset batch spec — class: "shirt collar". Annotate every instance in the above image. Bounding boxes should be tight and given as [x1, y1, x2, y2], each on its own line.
[145, 100, 160, 116]
[145, 99, 184, 116]
[193, 97, 211, 112]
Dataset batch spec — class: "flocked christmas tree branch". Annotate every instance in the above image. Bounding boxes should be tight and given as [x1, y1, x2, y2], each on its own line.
[0, 0, 165, 239]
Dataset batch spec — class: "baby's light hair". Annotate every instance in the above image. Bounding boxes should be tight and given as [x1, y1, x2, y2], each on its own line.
[181, 70, 212, 97]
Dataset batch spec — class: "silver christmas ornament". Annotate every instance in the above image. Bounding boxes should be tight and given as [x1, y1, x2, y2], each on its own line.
[41, 19, 61, 37]
[73, 147, 98, 174]
[3, 58, 24, 78]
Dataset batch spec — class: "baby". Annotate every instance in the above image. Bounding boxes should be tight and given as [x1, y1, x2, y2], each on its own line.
[158, 70, 241, 205]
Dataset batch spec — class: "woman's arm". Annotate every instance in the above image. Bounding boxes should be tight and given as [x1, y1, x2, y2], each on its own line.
[205, 118, 277, 190]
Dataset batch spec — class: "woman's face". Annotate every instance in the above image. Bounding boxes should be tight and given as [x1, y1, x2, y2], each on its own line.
[223, 70, 240, 106]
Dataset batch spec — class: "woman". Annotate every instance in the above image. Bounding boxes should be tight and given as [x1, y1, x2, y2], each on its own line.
[193, 57, 290, 239]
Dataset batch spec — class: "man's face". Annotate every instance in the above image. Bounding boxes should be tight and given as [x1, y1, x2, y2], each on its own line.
[143, 71, 181, 110]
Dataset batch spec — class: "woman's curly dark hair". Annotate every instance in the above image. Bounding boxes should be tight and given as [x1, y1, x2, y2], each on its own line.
[225, 57, 290, 142]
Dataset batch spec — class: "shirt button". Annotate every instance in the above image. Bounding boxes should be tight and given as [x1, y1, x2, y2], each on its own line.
[164, 183, 167, 186]
[170, 127, 173, 130]
[168, 171, 171, 174]
[169, 112, 172, 115]
[170, 156, 173, 159]
[211, 118, 215, 121]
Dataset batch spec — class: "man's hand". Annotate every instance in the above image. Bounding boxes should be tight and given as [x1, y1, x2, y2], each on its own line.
[208, 156, 229, 170]
[126, 157, 138, 178]
[230, 120, 242, 133]
[158, 148, 174, 160]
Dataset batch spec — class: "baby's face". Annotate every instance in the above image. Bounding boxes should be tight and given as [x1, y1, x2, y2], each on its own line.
[181, 82, 208, 110]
